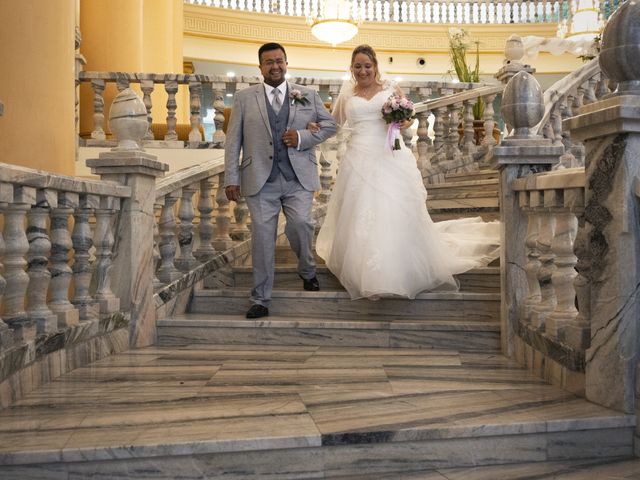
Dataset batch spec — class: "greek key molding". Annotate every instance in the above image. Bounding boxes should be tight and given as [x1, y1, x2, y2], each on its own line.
[184, 5, 558, 53]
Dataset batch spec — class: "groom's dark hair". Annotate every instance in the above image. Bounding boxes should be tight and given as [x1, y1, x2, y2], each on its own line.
[258, 43, 287, 64]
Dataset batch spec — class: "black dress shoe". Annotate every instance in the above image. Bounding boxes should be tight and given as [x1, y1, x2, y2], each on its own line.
[246, 304, 269, 319]
[300, 275, 320, 291]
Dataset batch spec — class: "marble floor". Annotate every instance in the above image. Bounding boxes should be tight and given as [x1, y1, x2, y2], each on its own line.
[0, 344, 636, 478]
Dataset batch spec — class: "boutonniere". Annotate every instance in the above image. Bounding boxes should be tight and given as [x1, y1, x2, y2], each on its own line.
[289, 89, 310, 106]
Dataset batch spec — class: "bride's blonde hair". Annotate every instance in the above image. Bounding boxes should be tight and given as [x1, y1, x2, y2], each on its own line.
[350, 44, 382, 84]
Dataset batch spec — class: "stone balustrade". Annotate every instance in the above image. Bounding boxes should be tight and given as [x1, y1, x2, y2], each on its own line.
[0, 162, 132, 406]
[415, 85, 504, 183]
[186, 0, 621, 26]
[533, 58, 611, 169]
[511, 168, 585, 369]
[78, 71, 482, 150]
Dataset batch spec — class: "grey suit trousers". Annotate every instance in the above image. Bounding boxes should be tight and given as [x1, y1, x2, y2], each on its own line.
[245, 173, 316, 307]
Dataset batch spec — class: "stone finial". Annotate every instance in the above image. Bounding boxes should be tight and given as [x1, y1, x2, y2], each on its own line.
[500, 71, 544, 138]
[599, 0, 640, 94]
[505, 35, 525, 64]
[108, 88, 148, 151]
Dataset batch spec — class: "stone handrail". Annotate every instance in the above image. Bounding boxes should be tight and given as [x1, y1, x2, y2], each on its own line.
[186, 0, 599, 25]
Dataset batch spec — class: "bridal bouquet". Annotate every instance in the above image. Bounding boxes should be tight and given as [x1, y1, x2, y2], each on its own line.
[381, 94, 415, 150]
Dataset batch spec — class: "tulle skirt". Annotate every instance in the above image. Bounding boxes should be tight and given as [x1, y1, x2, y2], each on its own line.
[316, 134, 500, 300]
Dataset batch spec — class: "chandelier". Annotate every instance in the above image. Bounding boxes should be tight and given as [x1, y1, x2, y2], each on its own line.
[307, 0, 361, 47]
[557, 0, 604, 43]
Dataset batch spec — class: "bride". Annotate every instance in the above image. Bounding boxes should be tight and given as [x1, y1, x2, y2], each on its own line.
[315, 44, 500, 300]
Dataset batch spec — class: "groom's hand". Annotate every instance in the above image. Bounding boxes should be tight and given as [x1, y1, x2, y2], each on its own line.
[225, 185, 241, 202]
[282, 129, 298, 148]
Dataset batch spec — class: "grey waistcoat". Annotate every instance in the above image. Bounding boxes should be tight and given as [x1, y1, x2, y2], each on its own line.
[265, 89, 297, 183]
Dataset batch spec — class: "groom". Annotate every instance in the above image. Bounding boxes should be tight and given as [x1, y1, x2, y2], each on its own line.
[224, 42, 338, 319]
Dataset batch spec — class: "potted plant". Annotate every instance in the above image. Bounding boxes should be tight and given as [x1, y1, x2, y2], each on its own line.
[448, 28, 483, 120]
[448, 28, 500, 144]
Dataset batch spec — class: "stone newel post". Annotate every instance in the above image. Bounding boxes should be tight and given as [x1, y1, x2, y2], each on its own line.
[565, 1, 640, 415]
[87, 88, 168, 348]
[492, 71, 563, 354]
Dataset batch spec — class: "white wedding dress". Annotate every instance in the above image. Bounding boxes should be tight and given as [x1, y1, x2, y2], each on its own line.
[316, 82, 500, 300]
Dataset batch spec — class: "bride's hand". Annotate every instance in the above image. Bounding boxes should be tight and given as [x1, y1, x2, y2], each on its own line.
[398, 119, 414, 130]
[307, 122, 321, 133]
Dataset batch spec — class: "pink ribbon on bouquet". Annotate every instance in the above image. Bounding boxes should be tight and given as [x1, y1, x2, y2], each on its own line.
[386, 122, 401, 151]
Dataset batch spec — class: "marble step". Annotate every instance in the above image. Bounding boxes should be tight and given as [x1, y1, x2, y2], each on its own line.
[426, 178, 499, 196]
[430, 210, 500, 223]
[272, 246, 499, 267]
[157, 314, 501, 351]
[189, 288, 500, 322]
[232, 265, 500, 293]
[0, 344, 633, 478]
[427, 192, 499, 210]
[444, 169, 499, 183]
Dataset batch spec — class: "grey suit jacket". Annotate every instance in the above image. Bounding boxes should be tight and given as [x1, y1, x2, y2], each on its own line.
[224, 82, 338, 197]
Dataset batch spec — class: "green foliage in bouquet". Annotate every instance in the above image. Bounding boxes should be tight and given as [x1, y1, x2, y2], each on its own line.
[448, 28, 484, 120]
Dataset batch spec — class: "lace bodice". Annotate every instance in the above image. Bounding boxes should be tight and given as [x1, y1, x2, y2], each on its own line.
[345, 84, 395, 143]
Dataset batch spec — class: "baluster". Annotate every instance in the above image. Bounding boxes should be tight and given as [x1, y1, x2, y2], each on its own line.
[213, 82, 227, 146]
[570, 91, 586, 167]
[531, 203, 556, 329]
[542, 121, 554, 141]
[416, 105, 432, 175]
[482, 93, 497, 147]
[157, 192, 182, 283]
[462, 99, 476, 154]
[26, 192, 57, 333]
[91, 79, 106, 140]
[153, 203, 163, 289]
[0, 203, 10, 350]
[558, 95, 576, 168]
[72, 197, 96, 320]
[93, 197, 119, 315]
[189, 79, 203, 143]
[583, 76, 598, 104]
[523, 200, 542, 322]
[318, 150, 333, 204]
[566, 196, 590, 349]
[175, 184, 199, 271]
[550, 101, 563, 148]
[546, 194, 578, 340]
[446, 103, 463, 163]
[432, 106, 447, 172]
[164, 76, 179, 141]
[49, 193, 80, 327]
[595, 73, 609, 100]
[195, 178, 216, 260]
[115, 73, 130, 92]
[4, 187, 36, 342]
[213, 173, 234, 251]
[232, 196, 251, 241]
[140, 79, 155, 141]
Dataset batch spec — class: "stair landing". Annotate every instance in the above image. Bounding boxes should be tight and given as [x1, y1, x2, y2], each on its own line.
[0, 344, 632, 478]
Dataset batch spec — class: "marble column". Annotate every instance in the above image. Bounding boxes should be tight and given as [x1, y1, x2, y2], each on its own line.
[563, 0, 640, 414]
[492, 71, 562, 355]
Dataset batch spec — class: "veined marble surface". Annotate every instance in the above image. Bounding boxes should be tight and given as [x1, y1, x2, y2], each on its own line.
[0, 344, 633, 477]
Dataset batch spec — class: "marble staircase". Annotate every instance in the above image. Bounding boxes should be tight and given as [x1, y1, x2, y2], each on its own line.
[158, 246, 502, 352]
[426, 168, 500, 222]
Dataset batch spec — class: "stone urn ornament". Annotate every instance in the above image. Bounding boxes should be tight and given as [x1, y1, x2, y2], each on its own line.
[598, 0, 640, 95]
[505, 35, 525, 65]
[108, 88, 148, 151]
[501, 71, 544, 138]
